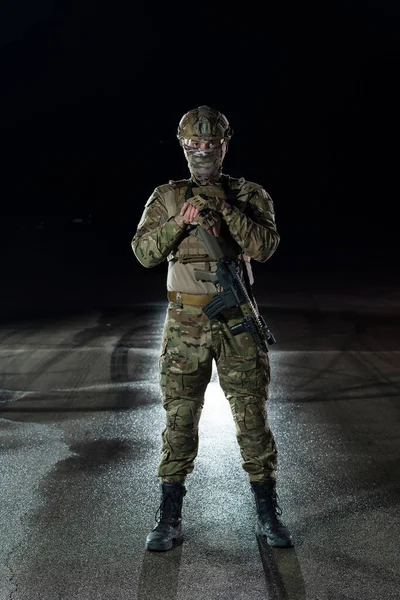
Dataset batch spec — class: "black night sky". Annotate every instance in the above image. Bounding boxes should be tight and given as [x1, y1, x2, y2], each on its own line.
[1, 1, 399, 310]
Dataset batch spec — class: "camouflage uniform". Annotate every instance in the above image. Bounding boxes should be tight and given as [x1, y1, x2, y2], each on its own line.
[131, 175, 280, 484]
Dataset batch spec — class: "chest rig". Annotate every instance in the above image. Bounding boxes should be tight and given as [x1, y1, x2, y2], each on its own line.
[166, 175, 248, 265]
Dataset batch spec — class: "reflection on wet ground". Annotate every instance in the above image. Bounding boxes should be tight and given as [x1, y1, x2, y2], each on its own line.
[1, 275, 400, 599]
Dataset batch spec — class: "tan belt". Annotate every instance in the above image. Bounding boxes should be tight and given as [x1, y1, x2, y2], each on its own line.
[167, 291, 215, 306]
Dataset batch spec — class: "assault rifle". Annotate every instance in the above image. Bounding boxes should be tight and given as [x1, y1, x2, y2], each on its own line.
[191, 224, 276, 350]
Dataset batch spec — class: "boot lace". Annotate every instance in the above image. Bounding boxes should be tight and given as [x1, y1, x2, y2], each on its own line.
[269, 488, 283, 517]
[154, 494, 181, 524]
[255, 482, 283, 520]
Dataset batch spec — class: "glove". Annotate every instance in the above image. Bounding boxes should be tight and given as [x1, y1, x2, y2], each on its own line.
[196, 208, 222, 234]
[187, 194, 232, 217]
[185, 195, 221, 236]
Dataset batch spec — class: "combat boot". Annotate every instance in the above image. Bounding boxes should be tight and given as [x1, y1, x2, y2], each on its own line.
[145, 481, 187, 552]
[251, 480, 294, 548]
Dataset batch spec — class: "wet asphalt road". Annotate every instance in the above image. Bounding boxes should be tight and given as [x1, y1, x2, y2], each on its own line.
[1, 271, 400, 600]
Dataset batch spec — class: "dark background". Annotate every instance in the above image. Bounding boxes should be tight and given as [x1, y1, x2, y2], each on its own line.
[1, 1, 399, 310]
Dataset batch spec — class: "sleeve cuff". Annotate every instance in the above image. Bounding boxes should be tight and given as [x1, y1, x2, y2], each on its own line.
[164, 216, 187, 237]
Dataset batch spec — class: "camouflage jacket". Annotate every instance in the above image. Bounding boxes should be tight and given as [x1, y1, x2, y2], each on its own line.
[131, 175, 280, 295]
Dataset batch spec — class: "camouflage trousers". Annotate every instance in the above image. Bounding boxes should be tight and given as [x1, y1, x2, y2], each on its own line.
[157, 299, 278, 484]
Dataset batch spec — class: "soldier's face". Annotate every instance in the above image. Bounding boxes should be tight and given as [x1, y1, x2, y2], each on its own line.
[183, 138, 227, 183]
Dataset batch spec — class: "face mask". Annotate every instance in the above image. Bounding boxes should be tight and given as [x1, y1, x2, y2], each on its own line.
[183, 145, 226, 184]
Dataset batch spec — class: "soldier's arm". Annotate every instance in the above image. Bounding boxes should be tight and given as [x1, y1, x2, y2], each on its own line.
[131, 189, 187, 268]
[219, 187, 280, 262]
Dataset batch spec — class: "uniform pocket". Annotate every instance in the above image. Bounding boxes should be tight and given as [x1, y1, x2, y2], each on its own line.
[168, 356, 198, 375]
[160, 355, 199, 394]
[243, 399, 266, 431]
[235, 359, 260, 389]
[218, 351, 270, 394]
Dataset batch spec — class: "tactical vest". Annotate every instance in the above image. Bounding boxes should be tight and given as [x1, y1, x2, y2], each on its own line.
[164, 175, 251, 266]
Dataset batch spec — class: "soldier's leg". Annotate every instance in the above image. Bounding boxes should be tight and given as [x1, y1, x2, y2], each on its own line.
[146, 302, 213, 551]
[157, 303, 213, 483]
[214, 310, 277, 482]
[214, 310, 293, 547]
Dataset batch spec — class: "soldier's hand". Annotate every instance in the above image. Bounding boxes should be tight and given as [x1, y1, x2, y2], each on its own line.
[180, 201, 199, 224]
[184, 195, 221, 236]
[198, 209, 221, 236]
[180, 200, 221, 236]
[186, 193, 232, 218]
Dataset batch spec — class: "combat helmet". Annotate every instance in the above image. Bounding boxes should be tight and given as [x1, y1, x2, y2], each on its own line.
[177, 105, 233, 145]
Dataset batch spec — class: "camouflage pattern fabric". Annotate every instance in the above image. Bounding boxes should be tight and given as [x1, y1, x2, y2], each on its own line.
[131, 176, 280, 295]
[157, 300, 277, 484]
[177, 105, 232, 143]
[132, 174, 280, 485]
[183, 145, 225, 184]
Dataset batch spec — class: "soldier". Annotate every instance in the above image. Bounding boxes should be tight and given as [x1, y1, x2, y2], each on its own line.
[131, 105, 293, 551]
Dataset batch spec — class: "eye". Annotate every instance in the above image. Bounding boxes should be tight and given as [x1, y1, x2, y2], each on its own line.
[184, 139, 201, 149]
[208, 139, 223, 149]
